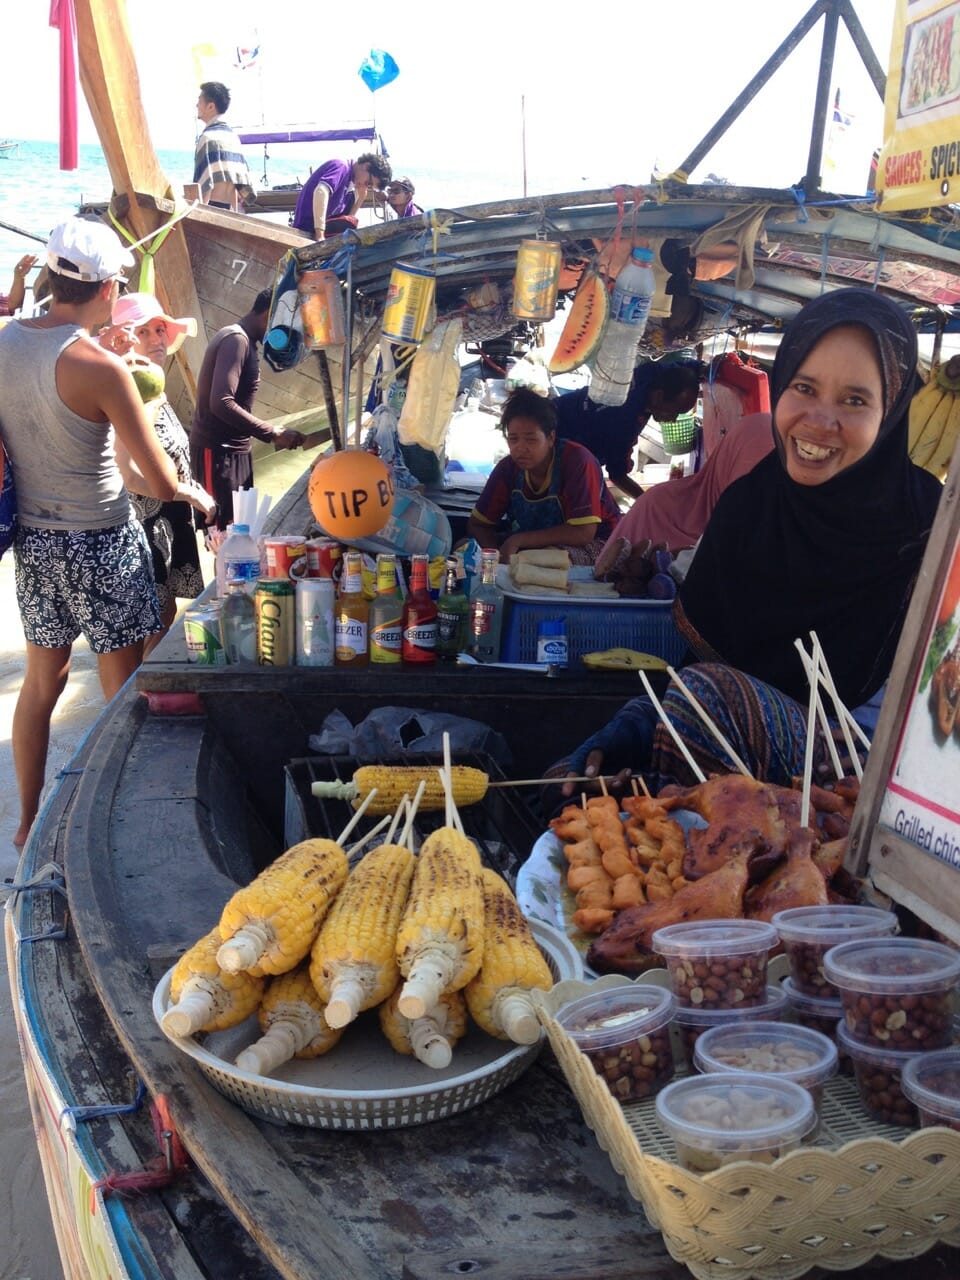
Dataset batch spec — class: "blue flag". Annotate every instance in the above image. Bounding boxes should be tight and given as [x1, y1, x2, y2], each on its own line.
[359, 49, 399, 92]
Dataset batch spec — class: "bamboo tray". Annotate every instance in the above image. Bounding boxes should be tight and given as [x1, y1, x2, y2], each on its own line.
[536, 976, 960, 1280]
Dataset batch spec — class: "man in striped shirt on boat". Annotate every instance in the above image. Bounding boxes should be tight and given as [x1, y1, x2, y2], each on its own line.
[194, 82, 252, 212]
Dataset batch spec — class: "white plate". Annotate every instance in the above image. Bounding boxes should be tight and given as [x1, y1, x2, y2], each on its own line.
[152, 919, 582, 1130]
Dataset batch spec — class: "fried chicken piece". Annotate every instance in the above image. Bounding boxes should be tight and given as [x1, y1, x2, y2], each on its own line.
[812, 837, 846, 882]
[745, 827, 828, 922]
[587, 853, 751, 975]
[572, 907, 616, 934]
[567, 864, 612, 892]
[575, 876, 614, 911]
[549, 807, 593, 843]
[611, 873, 645, 910]
[562, 838, 603, 868]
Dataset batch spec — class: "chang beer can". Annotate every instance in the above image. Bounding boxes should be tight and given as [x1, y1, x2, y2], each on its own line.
[382, 262, 436, 343]
[183, 601, 226, 665]
[255, 578, 295, 666]
[512, 239, 562, 321]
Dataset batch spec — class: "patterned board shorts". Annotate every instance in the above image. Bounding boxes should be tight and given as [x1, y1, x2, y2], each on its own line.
[14, 519, 162, 653]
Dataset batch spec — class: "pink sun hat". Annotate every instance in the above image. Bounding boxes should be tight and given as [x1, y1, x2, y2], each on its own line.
[111, 292, 198, 355]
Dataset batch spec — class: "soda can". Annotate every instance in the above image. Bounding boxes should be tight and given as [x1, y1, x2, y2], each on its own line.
[512, 239, 562, 321]
[183, 601, 226, 665]
[304, 537, 342, 580]
[296, 578, 336, 666]
[255, 578, 295, 666]
[263, 536, 307, 580]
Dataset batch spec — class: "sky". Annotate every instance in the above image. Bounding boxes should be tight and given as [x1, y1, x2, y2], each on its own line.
[5, 0, 898, 197]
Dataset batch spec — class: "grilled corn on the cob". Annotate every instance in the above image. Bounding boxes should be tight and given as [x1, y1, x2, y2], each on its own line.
[217, 838, 349, 977]
[395, 826, 485, 1019]
[235, 963, 343, 1075]
[162, 927, 265, 1037]
[311, 765, 488, 813]
[310, 843, 416, 1028]
[378, 985, 468, 1069]
[465, 868, 554, 1045]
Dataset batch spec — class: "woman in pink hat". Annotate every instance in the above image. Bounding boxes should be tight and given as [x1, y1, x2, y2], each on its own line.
[102, 293, 216, 654]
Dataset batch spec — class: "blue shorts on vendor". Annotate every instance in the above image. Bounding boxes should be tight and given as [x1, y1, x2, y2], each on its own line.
[465, 388, 620, 566]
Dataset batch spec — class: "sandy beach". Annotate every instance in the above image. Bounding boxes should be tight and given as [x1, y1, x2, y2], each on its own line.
[0, 448, 309, 1279]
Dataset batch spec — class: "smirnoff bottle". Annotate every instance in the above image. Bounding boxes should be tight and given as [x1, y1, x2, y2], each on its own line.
[467, 549, 504, 663]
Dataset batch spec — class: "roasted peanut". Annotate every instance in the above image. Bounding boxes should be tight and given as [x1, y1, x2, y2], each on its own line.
[665, 951, 768, 1009]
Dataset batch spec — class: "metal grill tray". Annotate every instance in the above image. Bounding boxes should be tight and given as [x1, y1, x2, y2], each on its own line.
[153, 919, 583, 1130]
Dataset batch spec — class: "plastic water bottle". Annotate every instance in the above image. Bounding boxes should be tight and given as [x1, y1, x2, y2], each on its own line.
[221, 578, 257, 663]
[589, 247, 656, 407]
[218, 523, 261, 596]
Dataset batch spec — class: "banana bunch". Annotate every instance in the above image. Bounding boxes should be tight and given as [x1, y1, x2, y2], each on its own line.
[581, 648, 668, 671]
[909, 356, 960, 480]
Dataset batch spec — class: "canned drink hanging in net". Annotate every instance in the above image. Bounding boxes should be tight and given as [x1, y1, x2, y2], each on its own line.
[382, 262, 436, 344]
[512, 239, 562, 321]
[298, 269, 346, 349]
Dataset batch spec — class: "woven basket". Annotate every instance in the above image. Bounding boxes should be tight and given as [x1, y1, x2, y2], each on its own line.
[536, 979, 960, 1280]
[660, 413, 698, 455]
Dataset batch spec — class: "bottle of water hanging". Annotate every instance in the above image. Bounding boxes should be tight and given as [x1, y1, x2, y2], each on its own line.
[588, 247, 656, 408]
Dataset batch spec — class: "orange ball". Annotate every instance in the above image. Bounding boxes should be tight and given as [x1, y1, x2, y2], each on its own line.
[308, 449, 395, 540]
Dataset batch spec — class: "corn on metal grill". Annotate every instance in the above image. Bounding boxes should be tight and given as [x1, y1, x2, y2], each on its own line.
[283, 751, 544, 882]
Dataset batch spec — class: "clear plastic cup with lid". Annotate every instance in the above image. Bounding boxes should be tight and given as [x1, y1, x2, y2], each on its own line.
[672, 983, 789, 1067]
[823, 937, 960, 1050]
[652, 919, 778, 1009]
[901, 1048, 960, 1132]
[693, 1019, 838, 1112]
[771, 905, 897, 998]
[655, 1071, 817, 1172]
[555, 983, 675, 1104]
[835, 1022, 920, 1126]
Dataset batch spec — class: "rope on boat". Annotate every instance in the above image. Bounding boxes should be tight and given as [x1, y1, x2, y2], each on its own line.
[89, 1095, 190, 1206]
[63, 1077, 147, 1124]
[4, 862, 68, 938]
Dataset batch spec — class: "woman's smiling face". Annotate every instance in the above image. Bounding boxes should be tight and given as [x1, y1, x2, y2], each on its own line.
[775, 324, 884, 485]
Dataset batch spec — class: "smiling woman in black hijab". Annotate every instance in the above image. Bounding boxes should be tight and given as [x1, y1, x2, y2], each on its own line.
[558, 288, 944, 793]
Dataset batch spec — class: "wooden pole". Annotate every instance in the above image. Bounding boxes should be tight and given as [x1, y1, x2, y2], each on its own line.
[74, 0, 205, 404]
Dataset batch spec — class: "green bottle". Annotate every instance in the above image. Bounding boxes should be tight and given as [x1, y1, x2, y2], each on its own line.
[436, 555, 469, 661]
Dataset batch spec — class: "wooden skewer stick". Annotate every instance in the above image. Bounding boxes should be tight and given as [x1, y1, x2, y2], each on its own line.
[809, 630, 864, 781]
[337, 786, 378, 845]
[665, 665, 752, 778]
[799, 642, 820, 829]
[638, 774, 652, 798]
[637, 669, 707, 784]
[485, 773, 650, 789]
[793, 640, 844, 781]
[346, 814, 391, 857]
[402, 780, 427, 847]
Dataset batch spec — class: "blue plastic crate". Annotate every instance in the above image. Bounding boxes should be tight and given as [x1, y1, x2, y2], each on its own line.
[501, 596, 686, 665]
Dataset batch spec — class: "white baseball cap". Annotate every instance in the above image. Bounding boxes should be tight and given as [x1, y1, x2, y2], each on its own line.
[45, 217, 135, 283]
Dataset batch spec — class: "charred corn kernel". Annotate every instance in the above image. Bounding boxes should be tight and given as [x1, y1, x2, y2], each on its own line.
[465, 868, 553, 1044]
[217, 838, 349, 978]
[310, 843, 416, 1028]
[162, 927, 265, 1037]
[235, 963, 343, 1075]
[395, 826, 485, 1019]
[378, 985, 468, 1069]
[311, 765, 488, 813]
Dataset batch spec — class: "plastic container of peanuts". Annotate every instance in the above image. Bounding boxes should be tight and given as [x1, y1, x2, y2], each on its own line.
[901, 1048, 960, 1131]
[835, 1022, 920, 1126]
[693, 1019, 838, 1112]
[823, 937, 960, 1051]
[672, 983, 789, 1067]
[772, 905, 898, 999]
[555, 984, 675, 1105]
[655, 1071, 817, 1172]
[651, 919, 778, 1009]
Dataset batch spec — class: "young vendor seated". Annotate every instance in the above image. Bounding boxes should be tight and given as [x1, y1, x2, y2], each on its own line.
[466, 388, 620, 564]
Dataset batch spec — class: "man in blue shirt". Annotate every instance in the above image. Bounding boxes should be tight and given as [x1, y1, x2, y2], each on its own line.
[554, 360, 701, 500]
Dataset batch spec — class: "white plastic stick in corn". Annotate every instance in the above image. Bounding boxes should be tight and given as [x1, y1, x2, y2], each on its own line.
[666, 665, 752, 778]
[337, 785, 378, 845]
[637, 669, 707, 783]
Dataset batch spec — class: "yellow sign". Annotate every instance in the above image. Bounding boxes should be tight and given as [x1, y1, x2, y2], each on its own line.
[876, 0, 960, 211]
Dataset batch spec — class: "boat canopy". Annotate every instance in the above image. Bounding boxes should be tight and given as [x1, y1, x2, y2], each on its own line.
[237, 124, 386, 149]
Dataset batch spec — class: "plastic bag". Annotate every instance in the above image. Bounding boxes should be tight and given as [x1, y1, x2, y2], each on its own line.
[504, 350, 550, 397]
[309, 706, 511, 768]
[263, 251, 306, 373]
[398, 318, 463, 452]
[361, 405, 422, 490]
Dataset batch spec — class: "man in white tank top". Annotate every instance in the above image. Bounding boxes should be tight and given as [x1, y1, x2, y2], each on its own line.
[0, 217, 178, 849]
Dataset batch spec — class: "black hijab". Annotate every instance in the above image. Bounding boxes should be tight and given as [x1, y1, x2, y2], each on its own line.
[678, 288, 944, 707]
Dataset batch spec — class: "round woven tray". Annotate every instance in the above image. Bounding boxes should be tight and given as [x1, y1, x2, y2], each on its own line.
[153, 919, 582, 1130]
